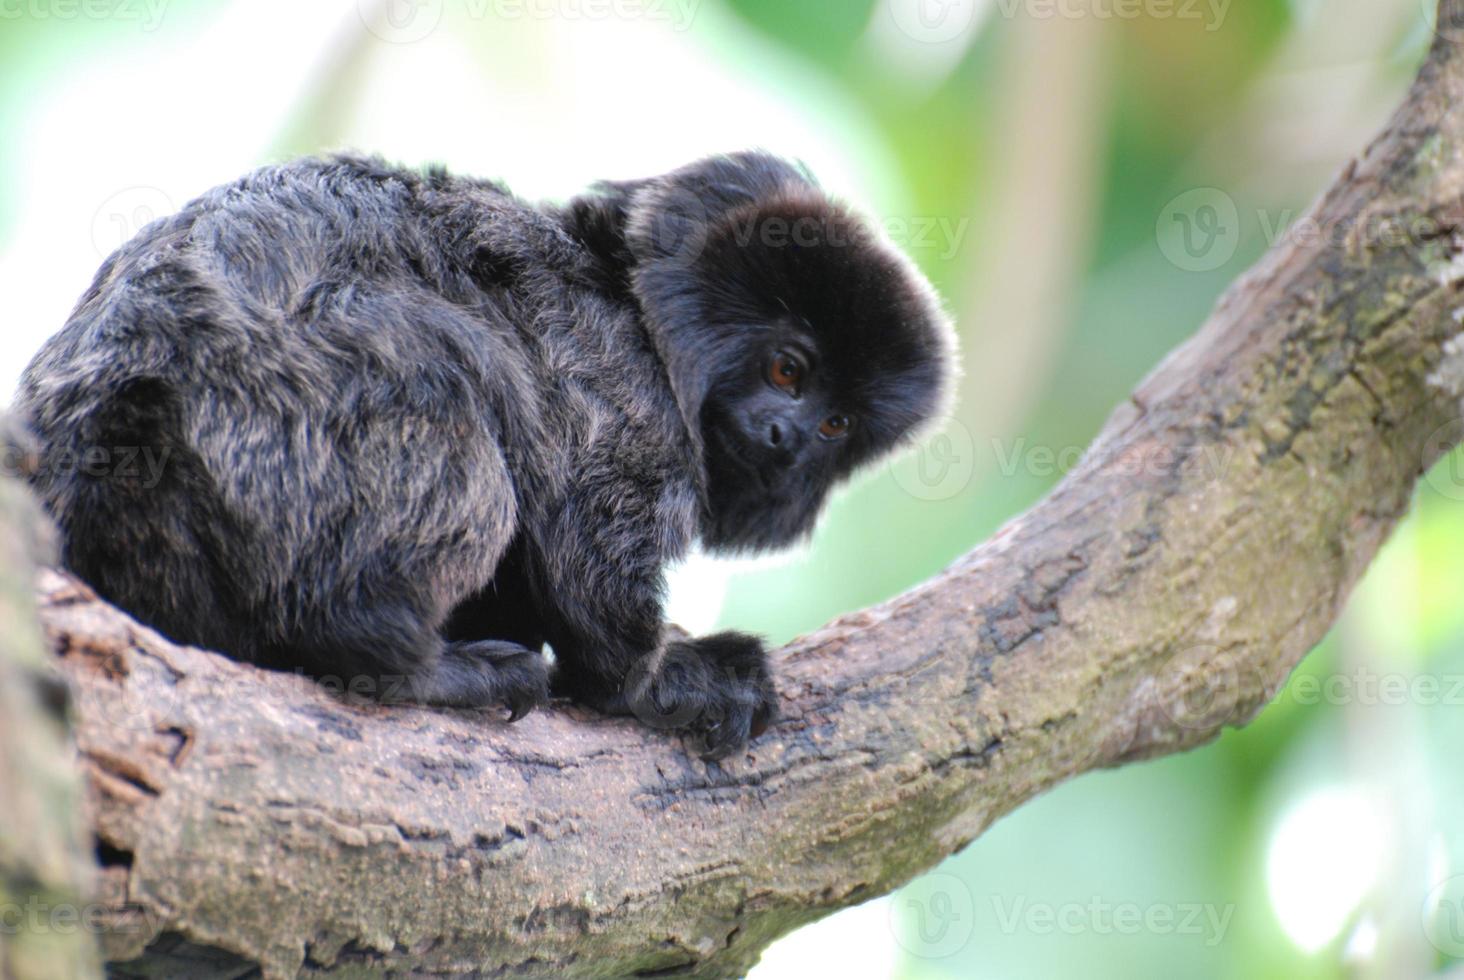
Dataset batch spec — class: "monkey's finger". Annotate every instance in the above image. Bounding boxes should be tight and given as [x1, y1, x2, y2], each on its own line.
[698, 735, 742, 763]
[699, 700, 755, 762]
[503, 676, 547, 722]
[749, 698, 778, 740]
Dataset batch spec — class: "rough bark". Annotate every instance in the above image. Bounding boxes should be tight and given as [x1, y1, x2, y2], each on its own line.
[20, 5, 1464, 977]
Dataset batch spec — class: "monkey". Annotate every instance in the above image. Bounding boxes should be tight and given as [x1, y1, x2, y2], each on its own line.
[14, 151, 955, 759]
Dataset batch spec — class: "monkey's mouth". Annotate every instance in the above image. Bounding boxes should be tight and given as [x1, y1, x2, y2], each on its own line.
[707, 425, 782, 492]
[702, 467, 824, 555]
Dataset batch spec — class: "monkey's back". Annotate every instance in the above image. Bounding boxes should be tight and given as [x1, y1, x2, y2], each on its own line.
[15, 157, 563, 659]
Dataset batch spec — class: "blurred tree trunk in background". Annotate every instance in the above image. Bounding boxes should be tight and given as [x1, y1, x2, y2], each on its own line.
[0, 474, 98, 980]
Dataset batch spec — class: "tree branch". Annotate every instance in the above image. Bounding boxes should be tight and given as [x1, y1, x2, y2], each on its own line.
[31, 6, 1464, 976]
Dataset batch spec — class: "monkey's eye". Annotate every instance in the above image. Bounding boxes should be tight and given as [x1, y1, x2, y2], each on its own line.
[767, 351, 803, 394]
[818, 414, 851, 440]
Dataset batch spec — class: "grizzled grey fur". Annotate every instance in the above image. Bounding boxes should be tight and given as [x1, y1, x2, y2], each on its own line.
[15, 152, 954, 759]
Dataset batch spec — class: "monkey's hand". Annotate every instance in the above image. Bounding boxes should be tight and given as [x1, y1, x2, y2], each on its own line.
[621, 631, 778, 761]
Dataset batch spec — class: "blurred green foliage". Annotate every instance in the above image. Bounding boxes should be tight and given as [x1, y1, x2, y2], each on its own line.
[713, 2, 1464, 978]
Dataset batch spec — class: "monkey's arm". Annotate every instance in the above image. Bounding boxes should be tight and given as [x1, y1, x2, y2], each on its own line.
[537, 555, 777, 759]
[557, 626, 778, 761]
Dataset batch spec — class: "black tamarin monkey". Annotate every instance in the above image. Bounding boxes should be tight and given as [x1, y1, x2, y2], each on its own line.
[15, 151, 955, 758]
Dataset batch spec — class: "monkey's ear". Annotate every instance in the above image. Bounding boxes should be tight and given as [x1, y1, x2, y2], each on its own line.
[560, 178, 654, 275]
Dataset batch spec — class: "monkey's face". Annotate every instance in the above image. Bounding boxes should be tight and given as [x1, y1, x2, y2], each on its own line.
[699, 329, 855, 552]
[694, 278, 949, 555]
[691, 194, 954, 554]
[626, 159, 955, 554]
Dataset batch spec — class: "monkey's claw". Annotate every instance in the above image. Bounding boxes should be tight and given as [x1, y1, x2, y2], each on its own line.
[492, 649, 551, 722]
[437, 640, 550, 719]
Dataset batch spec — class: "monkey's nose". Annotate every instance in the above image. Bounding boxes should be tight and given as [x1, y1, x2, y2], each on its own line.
[764, 422, 804, 464]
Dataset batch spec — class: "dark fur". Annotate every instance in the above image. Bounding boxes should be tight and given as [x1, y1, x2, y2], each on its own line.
[15, 151, 953, 758]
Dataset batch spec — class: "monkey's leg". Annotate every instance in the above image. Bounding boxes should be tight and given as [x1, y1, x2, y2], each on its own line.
[526, 536, 777, 755]
[414, 639, 549, 719]
[285, 605, 549, 719]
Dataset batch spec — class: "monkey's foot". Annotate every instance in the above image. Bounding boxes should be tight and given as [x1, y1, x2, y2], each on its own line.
[422, 640, 550, 721]
[627, 631, 779, 761]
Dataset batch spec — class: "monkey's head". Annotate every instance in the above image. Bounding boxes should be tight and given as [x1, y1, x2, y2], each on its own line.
[623, 152, 956, 554]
